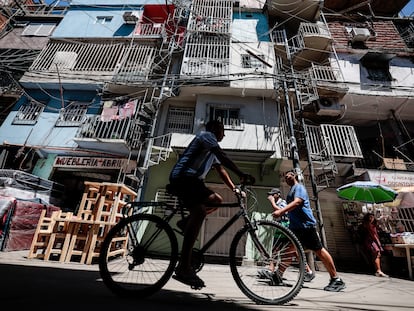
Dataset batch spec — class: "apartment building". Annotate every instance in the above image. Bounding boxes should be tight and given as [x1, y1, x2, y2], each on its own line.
[0, 0, 413, 268]
[268, 0, 414, 266]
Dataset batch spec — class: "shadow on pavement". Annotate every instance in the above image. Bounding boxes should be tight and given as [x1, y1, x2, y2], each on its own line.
[1, 264, 258, 310]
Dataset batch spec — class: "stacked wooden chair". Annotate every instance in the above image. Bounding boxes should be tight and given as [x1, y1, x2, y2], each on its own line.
[65, 182, 137, 264]
[28, 210, 73, 262]
[28, 181, 137, 264]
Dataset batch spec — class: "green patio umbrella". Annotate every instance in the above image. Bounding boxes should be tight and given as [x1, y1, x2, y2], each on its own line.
[336, 181, 398, 204]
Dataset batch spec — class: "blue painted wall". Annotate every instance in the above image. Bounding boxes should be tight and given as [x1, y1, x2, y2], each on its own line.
[233, 12, 271, 42]
[53, 0, 170, 38]
[0, 90, 101, 150]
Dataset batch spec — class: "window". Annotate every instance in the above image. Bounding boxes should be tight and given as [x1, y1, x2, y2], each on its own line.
[241, 54, 265, 69]
[95, 16, 113, 24]
[21, 23, 56, 36]
[55, 102, 88, 127]
[360, 52, 393, 85]
[166, 107, 194, 134]
[209, 106, 244, 130]
[365, 66, 391, 81]
[13, 102, 44, 125]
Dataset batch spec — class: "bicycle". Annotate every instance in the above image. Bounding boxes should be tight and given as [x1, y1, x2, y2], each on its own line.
[98, 180, 306, 305]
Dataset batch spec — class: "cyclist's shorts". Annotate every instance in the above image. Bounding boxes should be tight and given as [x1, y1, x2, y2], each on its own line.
[290, 227, 323, 251]
[168, 176, 214, 208]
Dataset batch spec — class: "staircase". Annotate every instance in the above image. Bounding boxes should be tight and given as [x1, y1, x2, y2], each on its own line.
[119, 6, 188, 189]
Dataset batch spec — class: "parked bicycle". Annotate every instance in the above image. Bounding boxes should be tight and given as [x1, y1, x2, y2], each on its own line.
[98, 179, 306, 305]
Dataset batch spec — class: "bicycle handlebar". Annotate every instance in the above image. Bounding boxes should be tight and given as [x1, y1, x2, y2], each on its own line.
[240, 174, 255, 187]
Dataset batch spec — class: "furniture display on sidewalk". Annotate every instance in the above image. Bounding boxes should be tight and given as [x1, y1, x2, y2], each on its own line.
[392, 243, 414, 280]
[27, 182, 137, 264]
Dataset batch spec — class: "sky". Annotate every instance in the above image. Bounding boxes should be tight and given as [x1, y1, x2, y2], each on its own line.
[45, 0, 414, 16]
[401, 0, 414, 16]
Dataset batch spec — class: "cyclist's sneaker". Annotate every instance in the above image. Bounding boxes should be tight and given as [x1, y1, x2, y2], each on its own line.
[304, 271, 315, 282]
[323, 277, 346, 292]
[256, 269, 292, 287]
[269, 270, 284, 286]
[257, 269, 273, 279]
[173, 271, 205, 290]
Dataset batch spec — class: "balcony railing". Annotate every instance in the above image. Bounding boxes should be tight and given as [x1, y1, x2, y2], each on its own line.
[187, 0, 232, 34]
[24, 40, 156, 85]
[290, 22, 332, 54]
[305, 124, 363, 160]
[134, 22, 165, 38]
[310, 64, 342, 82]
[181, 35, 230, 79]
[308, 64, 348, 93]
[75, 115, 143, 149]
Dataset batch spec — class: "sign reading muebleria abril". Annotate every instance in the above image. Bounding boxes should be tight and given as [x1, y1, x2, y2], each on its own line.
[53, 156, 127, 169]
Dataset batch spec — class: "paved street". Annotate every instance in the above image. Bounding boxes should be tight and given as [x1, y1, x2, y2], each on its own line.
[1, 250, 413, 311]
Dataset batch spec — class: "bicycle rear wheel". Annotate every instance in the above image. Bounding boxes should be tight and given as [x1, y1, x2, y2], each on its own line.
[229, 220, 305, 305]
[99, 213, 178, 298]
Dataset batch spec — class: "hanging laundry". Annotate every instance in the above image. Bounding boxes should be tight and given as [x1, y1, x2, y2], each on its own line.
[101, 100, 118, 122]
[119, 99, 137, 119]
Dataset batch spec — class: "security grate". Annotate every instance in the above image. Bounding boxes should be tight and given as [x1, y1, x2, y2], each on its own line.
[166, 107, 194, 134]
[12, 102, 44, 125]
[55, 102, 88, 127]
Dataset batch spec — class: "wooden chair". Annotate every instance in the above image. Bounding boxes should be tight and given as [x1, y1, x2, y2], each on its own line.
[66, 181, 137, 264]
[28, 209, 56, 259]
[84, 183, 136, 264]
[44, 211, 73, 262]
[65, 219, 93, 264]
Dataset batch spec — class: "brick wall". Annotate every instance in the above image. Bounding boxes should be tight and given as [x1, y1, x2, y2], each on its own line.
[328, 20, 409, 53]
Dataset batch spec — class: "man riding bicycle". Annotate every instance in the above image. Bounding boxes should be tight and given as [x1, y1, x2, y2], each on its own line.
[168, 119, 253, 289]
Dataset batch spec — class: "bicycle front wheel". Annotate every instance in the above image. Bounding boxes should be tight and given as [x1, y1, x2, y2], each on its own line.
[229, 220, 305, 305]
[99, 213, 178, 298]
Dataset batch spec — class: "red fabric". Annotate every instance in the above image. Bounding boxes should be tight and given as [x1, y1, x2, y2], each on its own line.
[3, 200, 61, 251]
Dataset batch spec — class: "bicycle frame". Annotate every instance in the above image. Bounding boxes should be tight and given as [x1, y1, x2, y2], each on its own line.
[123, 187, 272, 263]
[99, 183, 306, 305]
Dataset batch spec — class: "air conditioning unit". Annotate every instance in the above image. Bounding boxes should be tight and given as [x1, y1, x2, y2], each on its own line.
[315, 98, 342, 116]
[123, 11, 140, 24]
[350, 27, 370, 42]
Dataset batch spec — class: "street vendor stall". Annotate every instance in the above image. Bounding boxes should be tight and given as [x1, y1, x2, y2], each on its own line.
[337, 181, 414, 279]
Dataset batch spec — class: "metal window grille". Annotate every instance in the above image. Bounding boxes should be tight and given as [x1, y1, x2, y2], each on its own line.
[21, 23, 56, 36]
[166, 107, 194, 134]
[209, 106, 244, 130]
[12, 102, 43, 125]
[56, 102, 88, 127]
[95, 16, 113, 24]
[241, 54, 264, 69]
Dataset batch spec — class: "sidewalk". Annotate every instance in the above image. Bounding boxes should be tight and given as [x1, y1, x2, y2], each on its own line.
[1, 250, 413, 310]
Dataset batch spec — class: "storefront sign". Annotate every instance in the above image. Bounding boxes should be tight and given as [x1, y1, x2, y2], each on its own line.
[367, 169, 414, 188]
[53, 156, 127, 169]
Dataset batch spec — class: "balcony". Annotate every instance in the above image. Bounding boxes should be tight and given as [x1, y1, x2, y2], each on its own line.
[309, 64, 348, 96]
[74, 115, 144, 155]
[19, 40, 157, 90]
[186, 0, 232, 34]
[290, 22, 333, 70]
[180, 35, 230, 80]
[305, 124, 363, 163]
[134, 22, 166, 40]
[266, 0, 321, 25]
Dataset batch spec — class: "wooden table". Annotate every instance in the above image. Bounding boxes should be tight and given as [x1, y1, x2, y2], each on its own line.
[393, 244, 414, 280]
